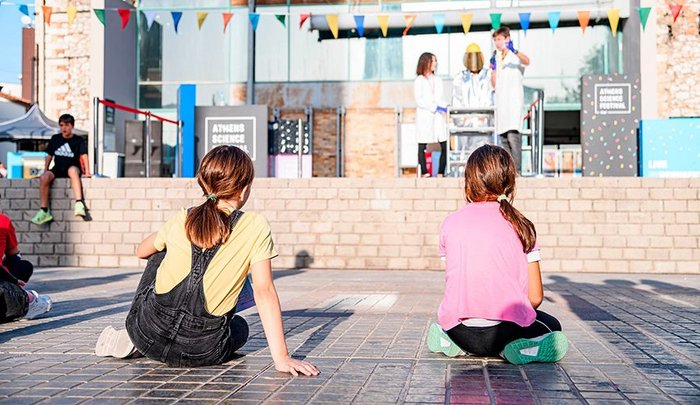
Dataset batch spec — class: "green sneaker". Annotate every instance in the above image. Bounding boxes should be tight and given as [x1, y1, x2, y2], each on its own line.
[427, 323, 463, 357]
[31, 209, 53, 225]
[503, 331, 569, 365]
[74, 201, 86, 217]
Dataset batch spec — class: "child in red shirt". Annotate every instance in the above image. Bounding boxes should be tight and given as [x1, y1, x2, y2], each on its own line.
[0, 213, 52, 321]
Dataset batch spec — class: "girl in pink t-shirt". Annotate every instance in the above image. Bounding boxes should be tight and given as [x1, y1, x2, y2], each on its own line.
[427, 145, 568, 364]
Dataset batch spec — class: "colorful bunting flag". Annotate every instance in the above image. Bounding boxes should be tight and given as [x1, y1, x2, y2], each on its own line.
[42, 6, 52, 26]
[353, 15, 365, 37]
[519, 12, 531, 35]
[460, 13, 472, 34]
[326, 14, 338, 39]
[490, 13, 501, 30]
[577, 10, 590, 33]
[118, 9, 130, 30]
[638, 7, 651, 31]
[377, 15, 389, 37]
[196, 12, 208, 30]
[41, 6, 55, 26]
[18, 4, 29, 17]
[403, 14, 416, 36]
[249, 13, 260, 31]
[299, 13, 311, 29]
[143, 11, 157, 31]
[608, 8, 620, 37]
[94, 9, 105, 26]
[171, 11, 182, 33]
[275, 14, 286, 27]
[433, 14, 445, 34]
[67, 4, 77, 27]
[222, 12, 233, 33]
[670, 3, 683, 23]
[548, 11, 560, 32]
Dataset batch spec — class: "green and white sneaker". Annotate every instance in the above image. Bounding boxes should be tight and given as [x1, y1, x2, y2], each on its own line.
[31, 209, 53, 225]
[427, 323, 463, 357]
[74, 201, 86, 217]
[503, 331, 569, 365]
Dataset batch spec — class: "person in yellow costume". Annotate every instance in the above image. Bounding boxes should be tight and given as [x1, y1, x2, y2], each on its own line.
[452, 43, 493, 109]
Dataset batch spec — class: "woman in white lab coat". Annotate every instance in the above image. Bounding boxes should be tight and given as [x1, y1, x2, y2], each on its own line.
[414, 52, 448, 177]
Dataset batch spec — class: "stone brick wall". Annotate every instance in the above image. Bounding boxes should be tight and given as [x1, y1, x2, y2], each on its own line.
[1, 177, 698, 273]
[656, 1, 700, 118]
[36, 0, 92, 131]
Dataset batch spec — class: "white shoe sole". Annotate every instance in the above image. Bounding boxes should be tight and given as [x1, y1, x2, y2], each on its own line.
[95, 326, 136, 358]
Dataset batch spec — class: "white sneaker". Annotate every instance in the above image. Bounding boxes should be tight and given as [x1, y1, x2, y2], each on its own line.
[24, 290, 52, 320]
[95, 326, 137, 358]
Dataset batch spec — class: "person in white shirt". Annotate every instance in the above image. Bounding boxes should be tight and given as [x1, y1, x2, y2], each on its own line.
[414, 52, 448, 177]
[491, 27, 530, 172]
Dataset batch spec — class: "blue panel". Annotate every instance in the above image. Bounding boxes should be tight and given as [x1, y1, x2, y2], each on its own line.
[639, 118, 700, 177]
[178, 84, 197, 178]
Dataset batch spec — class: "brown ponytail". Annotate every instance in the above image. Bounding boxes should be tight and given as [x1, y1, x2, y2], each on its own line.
[464, 144, 536, 253]
[185, 145, 254, 249]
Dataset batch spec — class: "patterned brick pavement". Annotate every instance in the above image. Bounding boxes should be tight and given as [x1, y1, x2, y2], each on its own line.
[1, 268, 699, 404]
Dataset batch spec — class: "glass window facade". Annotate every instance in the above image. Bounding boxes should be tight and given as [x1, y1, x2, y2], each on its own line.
[137, 1, 622, 111]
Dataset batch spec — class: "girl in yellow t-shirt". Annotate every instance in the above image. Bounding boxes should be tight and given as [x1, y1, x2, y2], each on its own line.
[96, 145, 318, 376]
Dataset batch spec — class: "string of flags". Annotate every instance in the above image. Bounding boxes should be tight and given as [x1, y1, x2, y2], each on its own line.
[1, 2, 695, 38]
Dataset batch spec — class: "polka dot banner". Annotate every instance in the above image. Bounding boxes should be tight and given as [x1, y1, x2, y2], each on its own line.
[581, 74, 640, 177]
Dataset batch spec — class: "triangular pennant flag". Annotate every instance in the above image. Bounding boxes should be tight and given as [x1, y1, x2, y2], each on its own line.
[460, 13, 472, 34]
[299, 13, 311, 29]
[577, 10, 590, 33]
[490, 13, 501, 30]
[519, 12, 531, 35]
[433, 14, 445, 34]
[222, 12, 233, 33]
[275, 14, 286, 27]
[67, 5, 77, 27]
[196, 11, 208, 30]
[248, 13, 260, 31]
[42, 6, 52, 26]
[670, 3, 683, 23]
[143, 11, 156, 31]
[19, 4, 29, 17]
[403, 14, 416, 36]
[608, 8, 620, 37]
[548, 11, 560, 32]
[377, 15, 389, 37]
[326, 14, 338, 39]
[171, 11, 182, 33]
[94, 9, 106, 25]
[353, 15, 365, 37]
[638, 7, 651, 31]
[118, 9, 130, 30]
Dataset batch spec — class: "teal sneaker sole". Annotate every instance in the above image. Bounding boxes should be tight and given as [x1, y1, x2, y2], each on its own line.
[503, 331, 569, 365]
[427, 323, 462, 357]
[31, 214, 53, 225]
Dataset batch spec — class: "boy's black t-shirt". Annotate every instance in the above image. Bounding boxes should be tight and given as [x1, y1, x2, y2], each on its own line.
[45, 134, 87, 171]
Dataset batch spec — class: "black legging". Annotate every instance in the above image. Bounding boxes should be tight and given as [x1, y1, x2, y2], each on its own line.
[446, 310, 562, 357]
[418, 141, 447, 176]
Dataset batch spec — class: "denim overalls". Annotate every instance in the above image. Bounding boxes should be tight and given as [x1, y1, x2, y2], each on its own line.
[126, 211, 249, 367]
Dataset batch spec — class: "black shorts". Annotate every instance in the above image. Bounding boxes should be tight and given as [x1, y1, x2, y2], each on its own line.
[50, 165, 81, 179]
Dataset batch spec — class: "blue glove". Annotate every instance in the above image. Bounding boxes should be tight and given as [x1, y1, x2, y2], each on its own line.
[436, 105, 448, 113]
[489, 53, 496, 70]
[506, 40, 518, 54]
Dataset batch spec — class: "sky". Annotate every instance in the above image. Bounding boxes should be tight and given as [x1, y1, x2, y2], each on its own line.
[0, 1, 33, 84]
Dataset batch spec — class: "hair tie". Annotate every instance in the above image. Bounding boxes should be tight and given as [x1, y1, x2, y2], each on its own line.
[207, 194, 217, 202]
[497, 194, 508, 202]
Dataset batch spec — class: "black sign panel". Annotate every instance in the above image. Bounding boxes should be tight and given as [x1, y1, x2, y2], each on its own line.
[195, 105, 268, 176]
[581, 74, 640, 177]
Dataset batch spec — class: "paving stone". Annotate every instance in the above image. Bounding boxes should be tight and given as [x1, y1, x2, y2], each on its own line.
[1, 268, 700, 403]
